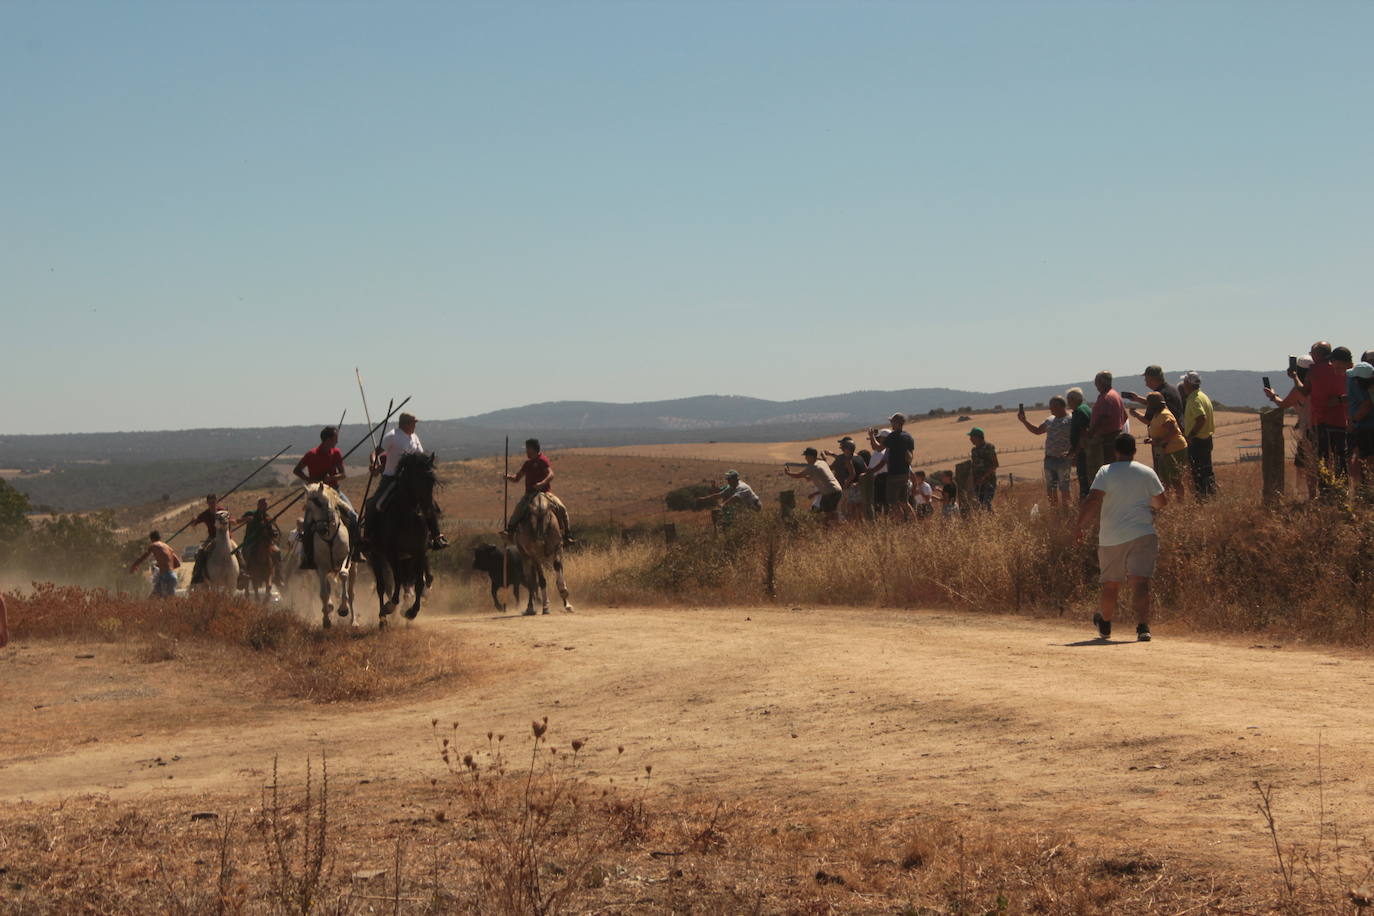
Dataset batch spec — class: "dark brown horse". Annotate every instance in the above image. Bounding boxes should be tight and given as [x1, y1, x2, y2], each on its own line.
[365, 453, 438, 627]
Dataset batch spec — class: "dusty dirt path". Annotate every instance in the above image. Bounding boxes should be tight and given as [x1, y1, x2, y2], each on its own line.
[4, 606, 1371, 870]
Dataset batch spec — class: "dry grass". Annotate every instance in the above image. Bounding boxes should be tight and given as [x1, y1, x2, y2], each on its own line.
[566, 464, 1374, 645]
[1, 584, 461, 702]
[3, 720, 1370, 914]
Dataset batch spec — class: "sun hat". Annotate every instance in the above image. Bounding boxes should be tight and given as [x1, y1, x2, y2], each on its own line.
[968, 427, 985, 437]
[1348, 362, 1374, 379]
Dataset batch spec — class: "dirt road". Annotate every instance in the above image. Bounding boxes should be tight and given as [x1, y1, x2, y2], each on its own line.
[4, 606, 1370, 869]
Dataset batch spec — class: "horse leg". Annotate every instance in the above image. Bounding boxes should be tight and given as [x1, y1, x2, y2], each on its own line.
[539, 564, 550, 615]
[317, 566, 332, 628]
[403, 560, 426, 620]
[553, 556, 573, 613]
[490, 580, 505, 613]
[522, 554, 537, 616]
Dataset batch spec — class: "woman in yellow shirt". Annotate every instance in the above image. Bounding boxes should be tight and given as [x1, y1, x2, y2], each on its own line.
[1131, 392, 1189, 498]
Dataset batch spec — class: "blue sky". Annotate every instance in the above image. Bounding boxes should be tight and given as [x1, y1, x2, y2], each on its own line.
[4, 1, 1371, 434]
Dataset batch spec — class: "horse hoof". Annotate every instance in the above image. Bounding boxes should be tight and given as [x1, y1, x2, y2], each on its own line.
[542, 608, 550, 615]
[522, 609, 536, 617]
[403, 607, 419, 620]
[337, 605, 349, 617]
[564, 605, 574, 614]
[323, 616, 332, 629]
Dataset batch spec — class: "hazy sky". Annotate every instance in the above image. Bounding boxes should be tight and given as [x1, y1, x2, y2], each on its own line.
[4, 1, 1371, 434]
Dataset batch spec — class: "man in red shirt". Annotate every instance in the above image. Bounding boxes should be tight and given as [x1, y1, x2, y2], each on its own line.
[1295, 341, 1349, 486]
[503, 438, 574, 544]
[293, 426, 360, 568]
[189, 493, 228, 586]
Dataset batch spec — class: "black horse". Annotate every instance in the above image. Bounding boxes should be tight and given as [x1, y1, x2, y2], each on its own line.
[364, 452, 440, 626]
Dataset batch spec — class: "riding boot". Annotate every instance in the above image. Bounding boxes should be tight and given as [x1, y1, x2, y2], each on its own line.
[301, 537, 317, 571]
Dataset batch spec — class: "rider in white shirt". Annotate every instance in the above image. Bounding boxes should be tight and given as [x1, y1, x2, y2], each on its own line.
[368, 412, 448, 548]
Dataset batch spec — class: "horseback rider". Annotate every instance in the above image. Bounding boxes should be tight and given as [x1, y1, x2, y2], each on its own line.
[188, 493, 228, 586]
[293, 425, 361, 569]
[504, 438, 575, 545]
[238, 497, 282, 584]
[367, 412, 448, 549]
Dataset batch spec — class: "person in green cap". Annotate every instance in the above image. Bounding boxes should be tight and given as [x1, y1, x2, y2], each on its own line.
[968, 427, 999, 510]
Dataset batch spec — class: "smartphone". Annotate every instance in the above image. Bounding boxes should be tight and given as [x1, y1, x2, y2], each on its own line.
[1262, 376, 1271, 390]
[1018, 403, 1024, 411]
[1288, 355, 1298, 372]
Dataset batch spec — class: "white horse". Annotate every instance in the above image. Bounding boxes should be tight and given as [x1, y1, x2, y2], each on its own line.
[205, 509, 241, 591]
[303, 484, 354, 628]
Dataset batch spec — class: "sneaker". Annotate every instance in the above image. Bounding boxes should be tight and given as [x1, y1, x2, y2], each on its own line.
[1093, 612, 1112, 639]
[429, 535, 449, 550]
[1136, 623, 1152, 642]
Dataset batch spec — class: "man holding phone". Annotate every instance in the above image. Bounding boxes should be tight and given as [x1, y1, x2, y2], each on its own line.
[1290, 341, 1349, 489]
[1122, 365, 1184, 421]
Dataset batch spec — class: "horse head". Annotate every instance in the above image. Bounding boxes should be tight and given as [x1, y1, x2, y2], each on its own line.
[303, 483, 339, 533]
[395, 452, 440, 504]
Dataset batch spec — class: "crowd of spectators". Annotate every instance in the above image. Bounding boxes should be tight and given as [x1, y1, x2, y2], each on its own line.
[706, 345, 1372, 529]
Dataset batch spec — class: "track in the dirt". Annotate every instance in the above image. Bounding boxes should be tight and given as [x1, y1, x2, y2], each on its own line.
[3, 606, 1372, 870]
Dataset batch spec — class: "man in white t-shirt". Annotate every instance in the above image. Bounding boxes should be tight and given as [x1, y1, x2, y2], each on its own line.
[368, 412, 448, 549]
[909, 469, 935, 520]
[1075, 433, 1167, 641]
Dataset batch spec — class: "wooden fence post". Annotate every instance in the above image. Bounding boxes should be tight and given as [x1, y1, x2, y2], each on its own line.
[955, 460, 974, 516]
[1261, 407, 1286, 506]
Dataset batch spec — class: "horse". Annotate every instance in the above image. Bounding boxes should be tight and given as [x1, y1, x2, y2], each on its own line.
[237, 521, 281, 602]
[303, 484, 354, 628]
[204, 509, 240, 591]
[365, 452, 438, 628]
[512, 492, 573, 615]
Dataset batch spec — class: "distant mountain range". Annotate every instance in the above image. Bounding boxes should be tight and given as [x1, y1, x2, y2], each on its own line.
[2, 369, 1278, 472]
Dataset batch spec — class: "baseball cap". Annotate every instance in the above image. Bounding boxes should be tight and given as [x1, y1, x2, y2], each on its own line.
[1179, 370, 1201, 386]
[837, 436, 855, 448]
[1349, 362, 1374, 379]
[1296, 355, 1314, 369]
[801, 447, 819, 458]
[725, 469, 740, 479]
[876, 427, 892, 439]
[889, 412, 906, 423]
[968, 426, 985, 437]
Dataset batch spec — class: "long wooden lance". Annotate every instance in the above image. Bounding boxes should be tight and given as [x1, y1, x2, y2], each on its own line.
[164, 444, 292, 542]
[235, 406, 347, 531]
[272, 396, 408, 526]
[354, 388, 391, 533]
[502, 436, 510, 588]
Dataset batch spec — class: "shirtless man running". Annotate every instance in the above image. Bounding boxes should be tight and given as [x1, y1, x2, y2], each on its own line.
[128, 530, 182, 597]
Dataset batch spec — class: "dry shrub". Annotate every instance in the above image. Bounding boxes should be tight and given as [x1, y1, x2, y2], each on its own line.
[5, 755, 1372, 914]
[569, 466, 1374, 644]
[274, 628, 459, 703]
[3, 583, 462, 702]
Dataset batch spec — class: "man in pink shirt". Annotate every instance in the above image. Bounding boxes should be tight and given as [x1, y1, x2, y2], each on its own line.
[1074, 371, 1128, 485]
[1295, 341, 1349, 486]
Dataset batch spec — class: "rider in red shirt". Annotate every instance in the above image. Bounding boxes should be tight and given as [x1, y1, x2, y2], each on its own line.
[293, 426, 360, 568]
[504, 438, 574, 544]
